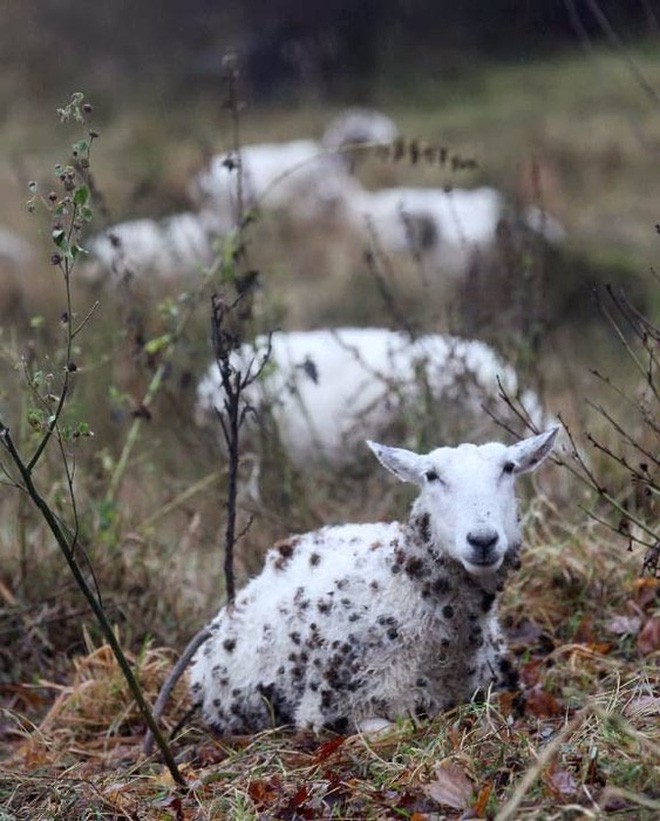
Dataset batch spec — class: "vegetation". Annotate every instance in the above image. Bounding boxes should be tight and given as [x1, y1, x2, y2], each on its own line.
[0, 38, 658, 820]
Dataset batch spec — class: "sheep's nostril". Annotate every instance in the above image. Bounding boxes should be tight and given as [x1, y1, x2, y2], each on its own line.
[467, 529, 499, 552]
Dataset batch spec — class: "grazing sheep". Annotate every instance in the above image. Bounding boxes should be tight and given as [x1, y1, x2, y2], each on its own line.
[346, 186, 564, 266]
[190, 427, 559, 734]
[195, 327, 546, 464]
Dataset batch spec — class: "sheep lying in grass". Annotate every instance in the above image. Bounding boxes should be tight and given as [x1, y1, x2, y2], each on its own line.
[190, 427, 558, 734]
[347, 186, 565, 266]
[196, 327, 546, 465]
[190, 108, 398, 225]
[85, 210, 223, 283]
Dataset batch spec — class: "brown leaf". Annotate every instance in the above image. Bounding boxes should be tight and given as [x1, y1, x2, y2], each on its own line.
[313, 735, 346, 763]
[248, 778, 280, 806]
[632, 578, 660, 609]
[637, 616, 660, 654]
[473, 782, 493, 817]
[525, 685, 565, 718]
[425, 760, 473, 810]
[519, 660, 542, 688]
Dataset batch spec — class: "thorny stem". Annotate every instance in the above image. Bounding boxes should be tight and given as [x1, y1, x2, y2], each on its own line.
[0, 422, 186, 787]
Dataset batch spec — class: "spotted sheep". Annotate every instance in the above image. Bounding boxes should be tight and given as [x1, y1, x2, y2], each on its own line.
[189, 427, 559, 735]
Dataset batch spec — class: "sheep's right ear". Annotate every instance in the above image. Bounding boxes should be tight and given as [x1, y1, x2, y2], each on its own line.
[367, 440, 423, 485]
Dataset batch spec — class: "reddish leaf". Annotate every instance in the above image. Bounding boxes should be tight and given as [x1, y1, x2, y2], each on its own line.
[425, 760, 473, 810]
[637, 616, 660, 654]
[473, 782, 493, 817]
[248, 778, 279, 806]
[313, 735, 346, 763]
[632, 578, 660, 609]
[519, 660, 542, 688]
[573, 615, 595, 644]
[525, 685, 564, 718]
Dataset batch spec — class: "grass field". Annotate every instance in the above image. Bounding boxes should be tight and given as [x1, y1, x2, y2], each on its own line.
[0, 41, 658, 819]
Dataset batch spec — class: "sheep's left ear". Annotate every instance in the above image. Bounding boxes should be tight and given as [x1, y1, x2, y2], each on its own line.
[367, 440, 424, 485]
[506, 427, 559, 475]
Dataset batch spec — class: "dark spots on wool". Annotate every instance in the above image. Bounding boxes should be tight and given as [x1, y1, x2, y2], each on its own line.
[442, 604, 454, 619]
[441, 638, 450, 648]
[223, 638, 236, 653]
[335, 578, 348, 589]
[391, 564, 401, 575]
[369, 540, 383, 551]
[394, 548, 406, 565]
[202, 643, 212, 657]
[387, 627, 399, 640]
[324, 716, 349, 734]
[341, 598, 353, 608]
[317, 598, 332, 614]
[331, 639, 341, 649]
[432, 576, 451, 596]
[348, 612, 361, 622]
[320, 689, 334, 709]
[417, 512, 431, 543]
[370, 580, 380, 591]
[405, 555, 428, 578]
[191, 682, 202, 694]
[377, 615, 397, 627]
[467, 611, 479, 622]
[277, 665, 285, 675]
[390, 538, 399, 549]
[290, 631, 301, 645]
[219, 677, 228, 687]
[415, 705, 430, 720]
[213, 698, 221, 707]
[481, 591, 496, 613]
[231, 688, 241, 698]
[416, 677, 427, 687]
[275, 538, 296, 558]
[310, 552, 321, 566]
[309, 681, 319, 691]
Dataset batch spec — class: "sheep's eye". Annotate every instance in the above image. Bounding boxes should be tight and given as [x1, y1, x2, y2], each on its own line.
[502, 461, 515, 475]
[425, 470, 440, 483]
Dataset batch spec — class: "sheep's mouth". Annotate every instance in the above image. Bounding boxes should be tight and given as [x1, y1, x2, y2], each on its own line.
[463, 555, 503, 573]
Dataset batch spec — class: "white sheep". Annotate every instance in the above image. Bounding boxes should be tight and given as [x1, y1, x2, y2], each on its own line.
[189, 108, 398, 226]
[345, 186, 564, 267]
[84, 210, 222, 283]
[190, 427, 558, 734]
[196, 327, 546, 464]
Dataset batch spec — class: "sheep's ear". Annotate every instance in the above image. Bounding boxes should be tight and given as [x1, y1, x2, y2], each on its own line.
[506, 427, 559, 475]
[367, 440, 423, 485]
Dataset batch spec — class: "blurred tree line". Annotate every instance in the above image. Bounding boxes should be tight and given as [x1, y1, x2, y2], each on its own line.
[1, 0, 658, 105]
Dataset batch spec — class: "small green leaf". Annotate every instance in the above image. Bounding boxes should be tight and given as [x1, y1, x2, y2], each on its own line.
[80, 205, 93, 222]
[73, 185, 89, 205]
[30, 316, 45, 329]
[70, 244, 88, 259]
[144, 334, 172, 356]
[52, 228, 66, 247]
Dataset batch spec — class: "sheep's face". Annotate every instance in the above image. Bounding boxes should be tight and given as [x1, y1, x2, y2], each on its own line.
[368, 428, 558, 576]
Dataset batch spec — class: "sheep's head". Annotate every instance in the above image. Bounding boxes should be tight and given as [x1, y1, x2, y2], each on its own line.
[368, 428, 558, 576]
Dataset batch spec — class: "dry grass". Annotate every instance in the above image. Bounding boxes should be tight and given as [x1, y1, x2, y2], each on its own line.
[1, 518, 658, 819]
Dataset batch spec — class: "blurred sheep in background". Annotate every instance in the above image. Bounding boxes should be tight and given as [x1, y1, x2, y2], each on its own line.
[196, 327, 547, 466]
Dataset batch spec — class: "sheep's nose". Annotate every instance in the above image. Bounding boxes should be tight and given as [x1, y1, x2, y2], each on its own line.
[467, 529, 499, 562]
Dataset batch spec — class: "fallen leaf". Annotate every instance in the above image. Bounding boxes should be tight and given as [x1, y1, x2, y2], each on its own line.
[248, 778, 280, 806]
[525, 685, 565, 718]
[605, 615, 642, 635]
[519, 660, 542, 688]
[637, 616, 660, 654]
[313, 735, 345, 763]
[425, 760, 473, 810]
[473, 782, 493, 817]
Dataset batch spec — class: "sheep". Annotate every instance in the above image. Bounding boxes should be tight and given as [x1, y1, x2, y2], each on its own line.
[345, 186, 564, 268]
[0, 226, 33, 270]
[189, 426, 559, 734]
[84, 210, 223, 283]
[195, 327, 547, 465]
[189, 108, 398, 226]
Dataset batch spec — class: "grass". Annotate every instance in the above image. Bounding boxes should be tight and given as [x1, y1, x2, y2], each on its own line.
[0, 39, 659, 820]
